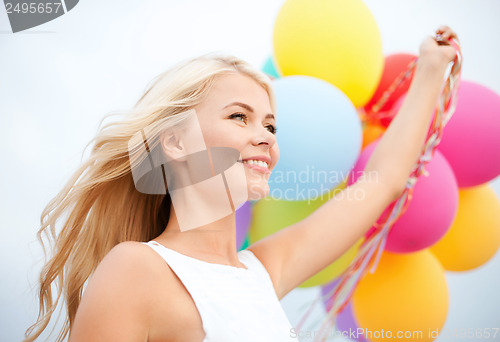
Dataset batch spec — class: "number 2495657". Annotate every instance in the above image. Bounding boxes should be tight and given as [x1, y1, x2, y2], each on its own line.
[5, 2, 63, 14]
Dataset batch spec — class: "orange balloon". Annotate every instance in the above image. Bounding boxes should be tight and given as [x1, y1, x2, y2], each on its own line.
[362, 121, 386, 149]
[430, 184, 500, 271]
[352, 250, 448, 341]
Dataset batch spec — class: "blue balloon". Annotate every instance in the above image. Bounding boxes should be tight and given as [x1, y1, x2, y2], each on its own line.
[269, 76, 362, 200]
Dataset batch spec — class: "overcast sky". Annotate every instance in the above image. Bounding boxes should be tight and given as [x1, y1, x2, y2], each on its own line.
[1, 1, 499, 341]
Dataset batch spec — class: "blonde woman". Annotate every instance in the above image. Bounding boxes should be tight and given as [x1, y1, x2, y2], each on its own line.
[25, 26, 458, 342]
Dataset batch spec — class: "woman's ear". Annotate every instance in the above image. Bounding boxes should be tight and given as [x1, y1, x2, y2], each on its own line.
[161, 129, 188, 162]
[160, 109, 207, 162]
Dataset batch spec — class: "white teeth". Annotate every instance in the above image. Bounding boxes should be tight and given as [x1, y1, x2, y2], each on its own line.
[243, 159, 269, 168]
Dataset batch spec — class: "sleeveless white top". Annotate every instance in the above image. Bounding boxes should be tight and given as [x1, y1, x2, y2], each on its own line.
[143, 241, 295, 342]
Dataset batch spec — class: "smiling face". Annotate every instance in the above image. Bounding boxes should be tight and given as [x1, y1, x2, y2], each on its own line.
[194, 72, 279, 200]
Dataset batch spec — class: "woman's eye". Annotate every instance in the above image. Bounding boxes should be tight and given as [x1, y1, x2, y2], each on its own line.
[229, 113, 247, 123]
[266, 125, 278, 135]
[229, 113, 277, 134]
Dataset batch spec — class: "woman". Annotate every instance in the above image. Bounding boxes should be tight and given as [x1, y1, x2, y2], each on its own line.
[25, 26, 459, 342]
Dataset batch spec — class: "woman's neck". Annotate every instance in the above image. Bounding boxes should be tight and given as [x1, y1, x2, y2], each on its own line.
[154, 204, 242, 267]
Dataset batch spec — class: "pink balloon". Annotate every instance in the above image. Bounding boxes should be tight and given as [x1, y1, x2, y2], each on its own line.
[348, 140, 459, 253]
[437, 81, 500, 187]
[391, 81, 500, 187]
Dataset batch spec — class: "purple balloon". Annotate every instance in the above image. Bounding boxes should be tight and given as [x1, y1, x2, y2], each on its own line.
[236, 201, 252, 249]
[321, 279, 368, 342]
[320, 278, 338, 311]
[337, 301, 368, 342]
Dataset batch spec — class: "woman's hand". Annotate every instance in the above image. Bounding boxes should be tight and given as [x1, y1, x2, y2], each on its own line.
[417, 26, 459, 71]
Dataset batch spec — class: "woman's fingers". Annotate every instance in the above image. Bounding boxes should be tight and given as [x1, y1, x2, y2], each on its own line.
[435, 25, 459, 43]
[419, 26, 460, 66]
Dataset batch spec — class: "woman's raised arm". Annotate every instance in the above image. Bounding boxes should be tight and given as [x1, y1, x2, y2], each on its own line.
[362, 26, 459, 192]
[248, 27, 460, 300]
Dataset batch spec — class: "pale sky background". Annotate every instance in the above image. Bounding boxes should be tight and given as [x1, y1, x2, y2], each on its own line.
[1, 0, 499, 341]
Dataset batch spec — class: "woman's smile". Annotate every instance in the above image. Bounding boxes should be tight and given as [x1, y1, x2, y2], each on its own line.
[237, 155, 272, 174]
[240, 159, 271, 174]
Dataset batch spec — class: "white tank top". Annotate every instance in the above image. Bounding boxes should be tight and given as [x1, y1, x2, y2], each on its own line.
[143, 240, 295, 342]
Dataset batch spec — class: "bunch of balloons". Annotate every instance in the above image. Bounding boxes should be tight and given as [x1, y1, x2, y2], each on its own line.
[233, 0, 500, 341]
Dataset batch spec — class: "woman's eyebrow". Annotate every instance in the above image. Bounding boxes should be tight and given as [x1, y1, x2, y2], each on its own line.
[223, 101, 275, 120]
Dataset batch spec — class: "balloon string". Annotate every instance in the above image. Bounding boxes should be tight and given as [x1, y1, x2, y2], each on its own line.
[359, 58, 418, 126]
[297, 38, 462, 342]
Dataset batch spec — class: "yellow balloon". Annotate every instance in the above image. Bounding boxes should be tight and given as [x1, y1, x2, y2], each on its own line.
[273, 0, 383, 107]
[249, 181, 357, 287]
[430, 184, 500, 271]
[352, 250, 448, 342]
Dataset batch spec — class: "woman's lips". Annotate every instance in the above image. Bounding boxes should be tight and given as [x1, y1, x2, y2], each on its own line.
[240, 162, 271, 174]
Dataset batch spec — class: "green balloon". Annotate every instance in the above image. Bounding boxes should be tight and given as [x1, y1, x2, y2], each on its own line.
[248, 180, 358, 287]
[239, 233, 250, 251]
[262, 56, 281, 79]
[249, 182, 346, 243]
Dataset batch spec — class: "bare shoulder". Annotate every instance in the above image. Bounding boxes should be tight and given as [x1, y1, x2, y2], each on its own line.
[70, 241, 178, 342]
[94, 241, 166, 278]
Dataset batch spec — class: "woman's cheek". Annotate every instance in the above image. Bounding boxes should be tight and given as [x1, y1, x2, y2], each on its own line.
[270, 144, 280, 170]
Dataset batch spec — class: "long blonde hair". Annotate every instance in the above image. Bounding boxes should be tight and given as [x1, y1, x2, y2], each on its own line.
[24, 52, 276, 342]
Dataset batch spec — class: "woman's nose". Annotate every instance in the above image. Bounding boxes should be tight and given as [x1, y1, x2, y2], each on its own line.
[251, 126, 276, 147]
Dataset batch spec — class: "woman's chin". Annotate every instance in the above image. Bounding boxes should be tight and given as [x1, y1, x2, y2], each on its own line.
[247, 183, 270, 201]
